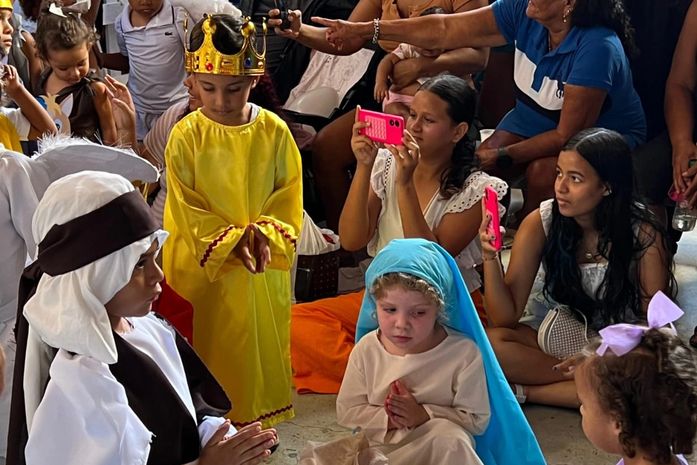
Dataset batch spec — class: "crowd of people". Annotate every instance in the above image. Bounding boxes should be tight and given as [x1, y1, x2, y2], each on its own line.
[0, 0, 697, 464]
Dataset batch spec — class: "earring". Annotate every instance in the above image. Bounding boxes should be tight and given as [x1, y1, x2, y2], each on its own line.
[562, 8, 571, 23]
[371, 311, 377, 320]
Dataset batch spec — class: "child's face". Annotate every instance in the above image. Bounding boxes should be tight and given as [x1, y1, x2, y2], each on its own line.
[375, 285, 441, 356]
[406, 89, 467, 158]
[105, 241, 163, 321]
[128, 0, 164, 19]
[183, 74, 202, 112]
[194, 74, 258, 125]
[575, 362, 623, 455]
[0, 8, 13, 57]
[46, 43, 90, 85]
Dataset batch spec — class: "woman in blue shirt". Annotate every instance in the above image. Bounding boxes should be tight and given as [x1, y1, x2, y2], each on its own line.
[313, 0, 645, 219]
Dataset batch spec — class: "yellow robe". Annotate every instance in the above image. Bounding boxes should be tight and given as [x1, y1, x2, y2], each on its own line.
[163, 108, 302, 427]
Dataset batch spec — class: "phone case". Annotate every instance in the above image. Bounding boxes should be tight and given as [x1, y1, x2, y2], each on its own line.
[357, 109, 405, 146]
[484, 186, 502, 252]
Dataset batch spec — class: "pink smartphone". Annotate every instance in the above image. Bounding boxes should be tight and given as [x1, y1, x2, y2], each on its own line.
[484, 186, 502, 252]
[357, 108, 405, 145]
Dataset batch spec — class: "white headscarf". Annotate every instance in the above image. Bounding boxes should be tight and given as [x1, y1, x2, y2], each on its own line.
[25, 170, 168, 363]
[23, 171, 167, 427]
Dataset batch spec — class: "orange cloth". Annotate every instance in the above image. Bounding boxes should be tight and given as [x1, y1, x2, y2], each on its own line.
[291, 288, 486, 394]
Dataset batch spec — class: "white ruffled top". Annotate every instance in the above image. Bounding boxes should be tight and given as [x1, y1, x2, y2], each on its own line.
[367, 149, 508, 292]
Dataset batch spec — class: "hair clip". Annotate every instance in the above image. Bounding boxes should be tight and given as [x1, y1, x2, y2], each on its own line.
[48, 2, 66, 17]
[596, 291, 683, 357]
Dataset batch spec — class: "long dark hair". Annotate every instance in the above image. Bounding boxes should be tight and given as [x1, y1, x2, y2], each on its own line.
[571, 0, 637, 57]
[417, 74, 478, 200]
[542, 128, 676, 327]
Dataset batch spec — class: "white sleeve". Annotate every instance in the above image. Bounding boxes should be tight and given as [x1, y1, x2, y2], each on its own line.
[198, 415, 236, 447]
[26, 352, 152, 465]
[114, 13, 128, 57]
[444, 171, 508, 217]
[369, 149, 392, 201]
[1, 107, 31, 141]
[1, 154, 39, 257]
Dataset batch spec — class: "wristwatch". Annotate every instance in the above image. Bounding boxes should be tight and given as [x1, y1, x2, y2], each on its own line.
[495, 146, 513, 170]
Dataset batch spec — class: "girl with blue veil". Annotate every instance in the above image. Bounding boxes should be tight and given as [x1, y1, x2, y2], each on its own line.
[336, 238, 545, 465]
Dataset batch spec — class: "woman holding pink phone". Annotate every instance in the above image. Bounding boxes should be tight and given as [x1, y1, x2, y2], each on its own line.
[291, 74, 507, 394]
[479, 128, 675, 408]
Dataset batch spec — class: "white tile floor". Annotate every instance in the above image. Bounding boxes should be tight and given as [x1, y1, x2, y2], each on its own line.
[266, 230, 697, 465]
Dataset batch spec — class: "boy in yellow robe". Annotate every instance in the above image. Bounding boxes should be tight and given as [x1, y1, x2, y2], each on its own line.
[163, 13, 302, 428]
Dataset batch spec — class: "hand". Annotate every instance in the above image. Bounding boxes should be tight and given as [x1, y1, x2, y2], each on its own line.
[475, 147, 497, 171]
[671, 140, 697, 193]
[234, 225, 271, 274]
[388, 130, 420, 186]
[199, 421, 277, 465]
[391, 57, 425, 89]
[268, 8, 302, 38]
[103, 74, 136, 140]
[1, 65, 24, 99]
[351, 106, 380, 167]
[553, 354, 585, 380]
[478, 199, 503, 259]
[311, 17, 371, 51]
[374, 81, 389, 103]
[385, 380, 429, 429]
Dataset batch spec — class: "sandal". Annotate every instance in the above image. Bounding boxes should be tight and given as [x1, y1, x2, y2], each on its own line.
[510, 383, 527, 404]
[690, 327, 697, 348]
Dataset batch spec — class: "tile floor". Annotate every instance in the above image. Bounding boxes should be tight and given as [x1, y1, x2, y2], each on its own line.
[265, 230, 697, 465]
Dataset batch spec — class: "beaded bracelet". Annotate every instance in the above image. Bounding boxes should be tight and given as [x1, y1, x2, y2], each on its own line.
[482, 253, 499, 262]
[371, 18, 380, 44]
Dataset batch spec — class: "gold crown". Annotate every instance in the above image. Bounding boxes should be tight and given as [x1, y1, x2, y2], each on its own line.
[185, 15, 266, 76]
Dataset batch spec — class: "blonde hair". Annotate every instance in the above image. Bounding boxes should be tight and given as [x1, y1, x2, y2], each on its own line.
[370, 272, 447, 323]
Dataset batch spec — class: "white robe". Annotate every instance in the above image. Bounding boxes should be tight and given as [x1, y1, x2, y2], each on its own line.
[25, 313, 231, 465]
[335, 328, 490, 465]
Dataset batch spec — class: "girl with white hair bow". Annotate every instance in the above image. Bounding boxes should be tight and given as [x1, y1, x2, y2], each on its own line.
[7, 171, 278, 465]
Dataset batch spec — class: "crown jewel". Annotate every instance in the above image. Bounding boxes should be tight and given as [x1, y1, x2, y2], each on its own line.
[185, 15, 266, 76]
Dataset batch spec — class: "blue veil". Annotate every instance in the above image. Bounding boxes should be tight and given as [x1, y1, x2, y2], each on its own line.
[356, 238, 546, 465]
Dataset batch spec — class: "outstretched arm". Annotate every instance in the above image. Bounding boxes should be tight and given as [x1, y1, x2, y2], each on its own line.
[313, 6, 506, 52]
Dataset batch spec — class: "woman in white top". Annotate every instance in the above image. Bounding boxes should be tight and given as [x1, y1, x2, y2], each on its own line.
[291, 74, 506, 395]
[340, 73, 507, 291]
[479, 128, 675, 409]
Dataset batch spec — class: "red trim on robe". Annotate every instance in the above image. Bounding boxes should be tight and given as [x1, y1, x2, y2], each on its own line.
[200, 226, 235, 267]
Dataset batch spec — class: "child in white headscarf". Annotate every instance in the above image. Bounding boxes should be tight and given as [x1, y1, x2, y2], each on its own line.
[8, 171, 277, 465]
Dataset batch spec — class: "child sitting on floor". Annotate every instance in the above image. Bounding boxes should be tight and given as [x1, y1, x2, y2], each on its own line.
[373, 7, 446, 119]
[573, 291, 697, 465]
[305, 238, 545, 465]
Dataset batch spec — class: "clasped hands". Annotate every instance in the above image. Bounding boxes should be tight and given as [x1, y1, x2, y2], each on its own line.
[233, 224, 271, 274]
[385, 379, 430, 430]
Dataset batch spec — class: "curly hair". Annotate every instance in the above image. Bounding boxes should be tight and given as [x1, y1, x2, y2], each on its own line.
[570, 0, 637, 58]
[417, 74, 478, 200]
[35, 2, 96, 59]
[371, 272, 447, 323]
[583, 329, 697, 464]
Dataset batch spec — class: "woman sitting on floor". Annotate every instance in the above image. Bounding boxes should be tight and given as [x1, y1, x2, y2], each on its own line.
[291, 74, 507, 394]
[479, 128, 676, 408]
